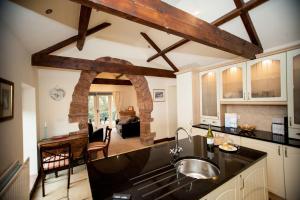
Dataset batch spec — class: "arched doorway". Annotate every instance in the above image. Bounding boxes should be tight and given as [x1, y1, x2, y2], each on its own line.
[68, 57, 155, 145]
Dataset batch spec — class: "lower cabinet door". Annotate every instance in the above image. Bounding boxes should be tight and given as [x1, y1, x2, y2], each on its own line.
[239, 158, 268, 200]
[283, 146, 300, 200]
[199, 176, 239, 200]
[240, 137, 285, 198]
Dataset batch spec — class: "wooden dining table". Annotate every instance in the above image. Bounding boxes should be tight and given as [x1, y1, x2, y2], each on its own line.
[38, 132, 88, 164]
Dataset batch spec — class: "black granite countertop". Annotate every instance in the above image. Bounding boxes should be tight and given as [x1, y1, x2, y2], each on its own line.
[193, 124, 300, 148]
[87, 136, 266, 200]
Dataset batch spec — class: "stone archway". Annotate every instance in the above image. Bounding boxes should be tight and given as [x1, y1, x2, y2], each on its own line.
[68, 57, 155, 145]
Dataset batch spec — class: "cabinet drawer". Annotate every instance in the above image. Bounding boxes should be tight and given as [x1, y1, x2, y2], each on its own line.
[201, 118, 222, 126]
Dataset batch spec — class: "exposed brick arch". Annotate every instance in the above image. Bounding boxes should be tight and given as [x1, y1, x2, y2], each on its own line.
[68, 57, 155, 145]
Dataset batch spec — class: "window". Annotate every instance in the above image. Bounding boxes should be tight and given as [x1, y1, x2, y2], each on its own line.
[88, 93, 116, 128]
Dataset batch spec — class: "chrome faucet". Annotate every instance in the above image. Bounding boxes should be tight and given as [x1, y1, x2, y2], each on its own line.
[170, 127, 192, 156]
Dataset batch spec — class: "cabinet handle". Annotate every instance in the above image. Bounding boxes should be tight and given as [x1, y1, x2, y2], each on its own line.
[285, 147, 288, 157]
[278, 146, 281, 156]
[240, 175, 244, 190]
[289, 117, 292, 126]
[248, 92, 250, 100]
[296, 133, 300, 136]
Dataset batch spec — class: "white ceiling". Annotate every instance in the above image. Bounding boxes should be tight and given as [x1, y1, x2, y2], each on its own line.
[1, 0, 300, 71]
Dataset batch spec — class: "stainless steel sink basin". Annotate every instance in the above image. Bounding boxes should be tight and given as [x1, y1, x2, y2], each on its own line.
[175, 157, 220, 179]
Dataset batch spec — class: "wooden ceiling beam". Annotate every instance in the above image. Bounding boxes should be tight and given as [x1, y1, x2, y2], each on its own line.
[212, 0, 268, 26]
[147, 38, 189, 62]
[140, 32, 178, 72]
[92, 78, 132, 85]
[234, 0, 262, 48]
[77, 5, 92, 50]
[34, 22, 111, 55]
[70, 0, 262, 59]
[31, 54, 176, 78]
[147, 0, 267, 61]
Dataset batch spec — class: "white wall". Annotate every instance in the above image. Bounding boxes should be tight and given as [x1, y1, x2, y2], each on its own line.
[38, 69, 80, 139]
[90, 84, 138, 114]
[146, 77, 177, 140]
[22, 84, 37, 177]
[0, 21, 38, 175]
[167, 85, 177, 138]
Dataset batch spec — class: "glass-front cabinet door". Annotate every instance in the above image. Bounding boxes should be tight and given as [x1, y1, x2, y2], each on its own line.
[200, 69, 220, 125]
[220, 62, 247, 101]
[246, 53, 287, 101]
[287, 49, 300, 132]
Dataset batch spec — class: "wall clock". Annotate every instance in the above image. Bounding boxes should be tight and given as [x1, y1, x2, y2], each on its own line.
[49, 87, 66, 101]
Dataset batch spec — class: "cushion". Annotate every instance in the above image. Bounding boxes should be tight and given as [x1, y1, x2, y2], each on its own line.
[43, 154, 69, 171]
[87, 142, 106, 151]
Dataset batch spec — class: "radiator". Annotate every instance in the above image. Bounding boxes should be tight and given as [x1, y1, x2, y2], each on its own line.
[0, 159, 29, 200]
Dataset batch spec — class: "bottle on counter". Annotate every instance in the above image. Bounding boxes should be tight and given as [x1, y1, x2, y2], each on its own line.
[206, 124, 214, 148]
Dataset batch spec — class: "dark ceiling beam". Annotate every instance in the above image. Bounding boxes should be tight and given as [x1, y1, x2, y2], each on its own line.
[70, 0, 262, 59]
[147, 38, 189, 62]
[31, 54, 176, 78]
[140, 32, 178, 72]
[147, 0, 267, 61]
[234, 0, 262, 48]
[92, 78, 132, 85]
[212, 0, 268, 26]
[34, 22, 111, 55]
[77, 5, 92, 50]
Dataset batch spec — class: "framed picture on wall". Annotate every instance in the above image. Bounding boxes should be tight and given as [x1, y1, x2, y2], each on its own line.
[153, 89, 165, 102]
[0, 77, 14, 122]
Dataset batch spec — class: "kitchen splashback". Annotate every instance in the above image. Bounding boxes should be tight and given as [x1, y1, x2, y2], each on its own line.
[225, 105, 287, 132]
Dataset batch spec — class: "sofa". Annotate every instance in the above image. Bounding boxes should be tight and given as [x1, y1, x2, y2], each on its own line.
[116, 117, 140, 138]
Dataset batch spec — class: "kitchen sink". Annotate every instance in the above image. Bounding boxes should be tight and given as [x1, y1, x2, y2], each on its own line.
[175, 157, 220, 179]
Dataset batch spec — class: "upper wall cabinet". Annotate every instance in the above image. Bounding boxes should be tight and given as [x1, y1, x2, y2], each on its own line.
[220, 62, 247, 101]
[200, 69, 223, 126]
[287, 48, 300, 139]
[246, 53, 287, 101]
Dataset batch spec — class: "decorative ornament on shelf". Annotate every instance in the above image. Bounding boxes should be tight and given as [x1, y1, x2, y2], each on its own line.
[49, 86, 66, 101]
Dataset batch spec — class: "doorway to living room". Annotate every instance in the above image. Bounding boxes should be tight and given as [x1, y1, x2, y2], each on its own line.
[88, 92, 117, 129]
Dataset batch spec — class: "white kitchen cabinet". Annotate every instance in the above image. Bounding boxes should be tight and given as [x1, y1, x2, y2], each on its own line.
[222, 133, 241, 145]
[239, 158, 268, 200]
[191, 128, 207, 137]
[240, 137, 286, 198]
[287, 48, 300, 139]
[200, 69, 224, 126]
[283, 145, 300, 200]
[204, 176, 239, 200]
[220, 62, 247, 102]
[246, 53, 287, 101]
[200, 158, 267, 200]
[177, 72, 199, 130]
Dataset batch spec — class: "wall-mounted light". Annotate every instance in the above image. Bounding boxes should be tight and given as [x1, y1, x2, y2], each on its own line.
[262, 59, 272, 66]
[230, 67, 237, 73]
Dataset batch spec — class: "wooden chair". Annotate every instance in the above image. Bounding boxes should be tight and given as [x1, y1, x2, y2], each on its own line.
[39, 143, 72, 197]
[87, 126, 112, 161]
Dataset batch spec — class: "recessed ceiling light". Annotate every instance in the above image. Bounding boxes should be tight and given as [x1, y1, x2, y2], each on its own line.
[45, 9, 53, 14]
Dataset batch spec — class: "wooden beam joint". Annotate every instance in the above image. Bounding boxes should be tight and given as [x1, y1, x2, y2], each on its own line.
[140, 32, 178, 72]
